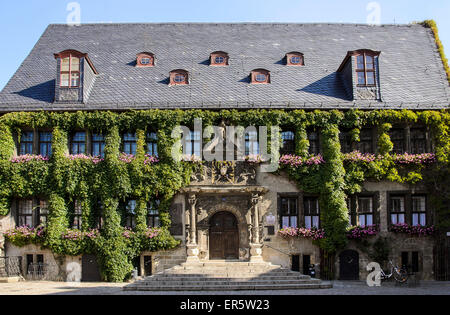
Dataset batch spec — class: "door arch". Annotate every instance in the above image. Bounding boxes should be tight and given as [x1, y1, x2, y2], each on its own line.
[339, 250, 360, 280]
[209, 211, 239, 260]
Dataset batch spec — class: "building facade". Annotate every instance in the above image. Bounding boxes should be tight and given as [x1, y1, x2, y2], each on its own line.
[0, 22, 449, 282]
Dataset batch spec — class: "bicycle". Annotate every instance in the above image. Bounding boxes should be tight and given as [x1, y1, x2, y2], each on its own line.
[379, 260, 408, 283]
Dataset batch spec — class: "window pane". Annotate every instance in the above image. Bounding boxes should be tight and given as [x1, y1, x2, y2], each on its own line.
[366, 215, 373, 226]
[398, 214, 405, 224]
[291, 216, 298, 228]
[61, 58, 70, 72]
[391, 214, 397, 225]
[420, 213, 426, 226]
[357, 72, 366, 85]
[71, 73, 80, 87]
[282, 216, 290, 228]
[359, 215, 366, 227]
[356, 55, 364, 70]
[71, 57, 80, 71]
[61, 73, 70, 87]
[366, 56, 374, 70]
[412, 214, 419, 226]
[366, 72, 375, 85]
[312, 216, 319, 229]
[305, 216, 312, 229]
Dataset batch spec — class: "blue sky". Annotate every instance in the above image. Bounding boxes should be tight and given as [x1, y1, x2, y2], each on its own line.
[0, 0, 449, 90]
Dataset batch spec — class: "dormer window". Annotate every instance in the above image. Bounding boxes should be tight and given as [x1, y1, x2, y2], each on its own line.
[286, 52, 304, 66]
[170, 70, 189, 85]
[60, 54, 80, 87]
[251, 69, 270, 84]
[54, 50, 98, 103]
[210, 51, 229, 66]
[136, 52, 155, 67]
[356, 52, 377, 87]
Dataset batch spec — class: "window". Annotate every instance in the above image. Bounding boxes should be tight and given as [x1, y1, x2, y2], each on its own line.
[210, 52, 229, 66]
[39, 132, 52, 157]
[304, 197, 320, 229]
[170, 70, 189, 85]
[122, 133, 137, 155]
[60, 54, 80, 88]
[20, 131, 34, 155]
[390, 128, 405, 154]
[280, 197, 298, 228]
[146, 132, 158, 157]
[356, 52, 376, 87]
[147, 200, 161, 228]
[286, 52, 304, 66]
[339, 129, 353, 153]
[357, 197, 373, 227]
[251, 69, 270, 84]
[308, 130, 320, 155]
[17, 199, 33, 227]
[70, 131, 86, 155]
[390, 195, 405, 224]
[357, 128, 373, 153]
[410, 128, 427, 154]
[412, 195, 426, 226]
[37, 200, 49, 226]
[72, 200, 82, 229]
[185, 130, 202, 157]
[245, 130, 260, 155]
[124, 200, 137, 229]
[281, 131, 295, 155]
[136, 52, 155, 67]
[92, 133, 105, 158]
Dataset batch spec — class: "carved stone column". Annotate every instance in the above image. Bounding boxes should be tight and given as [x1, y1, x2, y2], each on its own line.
[249, 193, 263, 262]
[186, 193, 199, 262]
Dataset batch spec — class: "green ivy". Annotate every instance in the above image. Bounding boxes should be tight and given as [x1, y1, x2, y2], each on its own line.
[0, 109, 448, 281]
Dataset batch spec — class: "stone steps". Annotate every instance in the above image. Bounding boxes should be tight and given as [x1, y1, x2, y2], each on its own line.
[124, 261, 331, 292]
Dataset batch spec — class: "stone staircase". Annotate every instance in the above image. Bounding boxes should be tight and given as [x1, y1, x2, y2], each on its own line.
[124, 261, 332, 291]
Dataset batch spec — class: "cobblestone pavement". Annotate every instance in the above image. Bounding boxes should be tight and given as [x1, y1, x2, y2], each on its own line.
[0, 280, 449, 295]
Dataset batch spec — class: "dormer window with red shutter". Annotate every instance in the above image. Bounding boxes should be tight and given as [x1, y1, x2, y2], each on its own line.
[251, 69, 270, 84]
[170, 69, 189, 86]
[210, 51, 229, 66]
[136, 52, 155, 67]
[286, 52, 304, 66]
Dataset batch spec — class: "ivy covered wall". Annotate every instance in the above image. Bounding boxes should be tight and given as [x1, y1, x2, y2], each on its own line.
[0, 109, 448, 281]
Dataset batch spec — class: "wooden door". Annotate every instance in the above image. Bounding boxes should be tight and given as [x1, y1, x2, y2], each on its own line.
[339, 250, 360, 280]
[209, 212, 239, 260]
[82, 255, 102, 282]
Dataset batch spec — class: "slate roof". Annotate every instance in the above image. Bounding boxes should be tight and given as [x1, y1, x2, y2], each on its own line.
[0, 23, 449, 112]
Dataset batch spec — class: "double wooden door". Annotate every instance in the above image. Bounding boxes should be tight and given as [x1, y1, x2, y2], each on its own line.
[209, 212, 239, 260]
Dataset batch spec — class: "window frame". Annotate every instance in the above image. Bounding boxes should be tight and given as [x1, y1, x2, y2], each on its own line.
[286, 52, 304, 66]
[210, 51, 229, 66]
[279, 196, 299, 229]
[281, 130, 296, 155]
[355, 51, 377, 87]
[122, 132, 137, 155]
[357, 127, 374, 154]
[307, 129, 320, 155]
[70, 131, 87, 155]
[147, 200, 161, 228]
[390, 127, 406, 154]
[245, 129, 260, 155]
[169, 70, 189, 86]
[357, 196, 374, 227]
[411, 195, 427, 226]
[146, 131, 158, 157]
[91, 133, 105, 158]
[251, 69, 270, 84]
[59, 53, 81, 88]
[303, 196, 320, 229]
[389, 194, 406, 225]
[19, 130, 34, 155]
[39, 131, 52, 158]
[410, 127, 427, 154]
[71, 200, 83, 230]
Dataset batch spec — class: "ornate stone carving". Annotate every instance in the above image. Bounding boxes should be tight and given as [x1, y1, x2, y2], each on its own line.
[190, 162, 257, 186]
